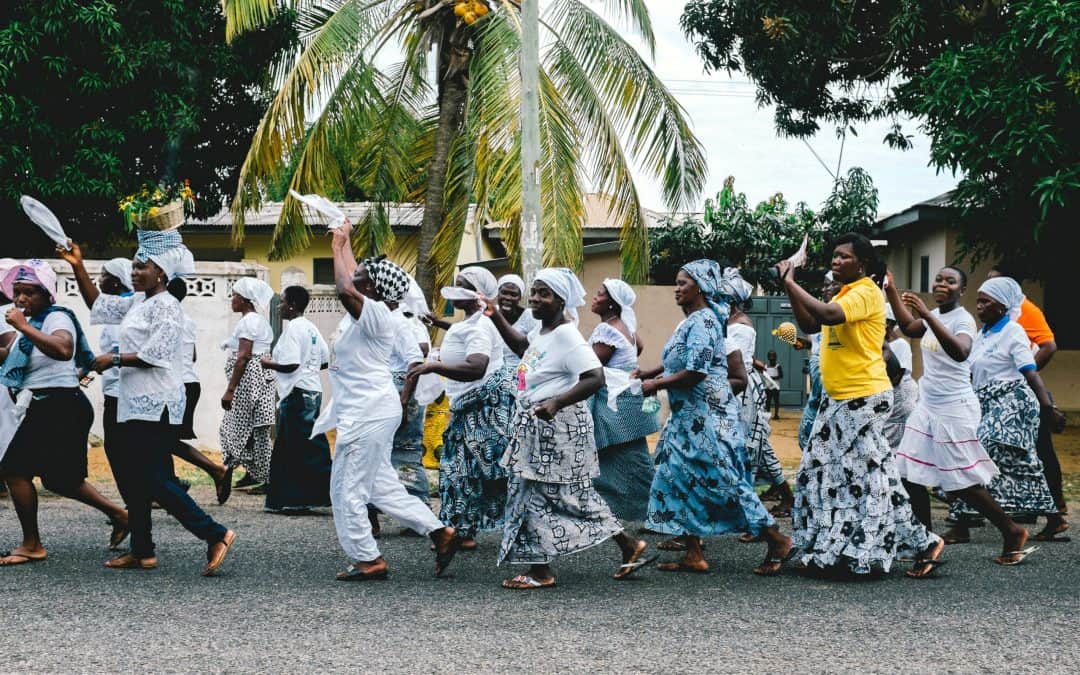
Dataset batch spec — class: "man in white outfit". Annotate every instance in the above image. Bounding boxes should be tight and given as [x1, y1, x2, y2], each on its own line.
[314, 221, 458, 581]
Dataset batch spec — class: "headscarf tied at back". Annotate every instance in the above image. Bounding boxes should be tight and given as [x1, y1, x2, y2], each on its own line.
[497, 274, 526, 298]
[459, 266, 499, 299]
[135, 229, 195, 280]
[535, 268, 586, 324]
[102, 258, 134, 292]
[0, 260, 94, 389]
[602, 278, 638, 333]
[979, 276, 1025, 321]
[232, 277, 275, 312]
[361, 255, 411, 303]
[681, 259, 732, 324]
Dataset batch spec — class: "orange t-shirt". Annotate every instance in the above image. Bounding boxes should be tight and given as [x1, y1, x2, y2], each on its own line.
[1017, 298, 1055, 345]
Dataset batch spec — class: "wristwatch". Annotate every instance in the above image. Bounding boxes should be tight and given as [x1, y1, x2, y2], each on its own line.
[111, 354, 122, 368]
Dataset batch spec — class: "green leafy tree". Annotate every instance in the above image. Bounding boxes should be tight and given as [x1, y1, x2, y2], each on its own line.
[680, 0, 1078, 279]
[650, 169, 878, 290]
[0, 0, 295, 256]
[223, 0, 707, 300]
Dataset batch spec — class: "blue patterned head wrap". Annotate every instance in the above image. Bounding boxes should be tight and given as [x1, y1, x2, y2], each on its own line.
[681, 259, 732, 323]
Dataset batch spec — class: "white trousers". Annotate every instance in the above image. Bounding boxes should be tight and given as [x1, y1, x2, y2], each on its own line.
[330, 415, 443, 562]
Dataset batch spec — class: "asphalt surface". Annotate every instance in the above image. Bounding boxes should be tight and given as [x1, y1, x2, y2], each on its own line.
[1, 486, 1077, 673]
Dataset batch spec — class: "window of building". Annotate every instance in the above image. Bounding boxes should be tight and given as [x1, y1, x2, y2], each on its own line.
[919, 256, 930, 293]
[313, 258, 334, 285]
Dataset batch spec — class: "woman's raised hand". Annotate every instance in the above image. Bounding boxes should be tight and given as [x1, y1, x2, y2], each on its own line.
[56, 240, 82, 266]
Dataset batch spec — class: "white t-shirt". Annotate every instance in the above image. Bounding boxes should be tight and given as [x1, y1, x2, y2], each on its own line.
[91, 291, 186, 424]
[726, 322, 756, 372]
[440, 314, 504, 399]
[328, 300, 399, 422]
[970, 317, 1037, 390]
[100, 323, 122, 397]
[517, 323, 601, 402]
[502, 309, 539, 367]
[917, 306, 977, 404]
[180, 310, 199, 384]
[388, 308, 428, 373]
[22, 311, 79, 390]
[223, 312, 273, 354]
[888, 337, 913, 373]
[272, 316, 328, 399]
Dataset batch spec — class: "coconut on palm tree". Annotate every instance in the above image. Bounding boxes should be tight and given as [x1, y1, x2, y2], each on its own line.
[224, 0, 707, 300]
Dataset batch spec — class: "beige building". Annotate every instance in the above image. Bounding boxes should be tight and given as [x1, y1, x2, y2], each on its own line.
[876, 193, 1079, 410]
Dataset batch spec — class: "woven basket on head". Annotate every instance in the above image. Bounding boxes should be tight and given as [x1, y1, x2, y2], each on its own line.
[135, 199, 184, 231]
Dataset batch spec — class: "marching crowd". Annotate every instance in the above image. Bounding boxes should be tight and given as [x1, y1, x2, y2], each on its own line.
[0, 223, 1070, 587]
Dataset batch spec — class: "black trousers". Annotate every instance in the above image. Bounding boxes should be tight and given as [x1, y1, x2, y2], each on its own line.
[112, 413, 227, 558]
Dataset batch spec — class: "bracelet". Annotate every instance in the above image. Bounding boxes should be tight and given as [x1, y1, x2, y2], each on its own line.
[111, 354, 121, 368]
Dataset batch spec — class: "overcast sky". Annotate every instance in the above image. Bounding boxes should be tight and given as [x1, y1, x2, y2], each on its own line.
[596, 1, 957, 217]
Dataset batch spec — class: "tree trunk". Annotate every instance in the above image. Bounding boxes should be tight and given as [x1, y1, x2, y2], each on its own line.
[415, 25, 471, 304]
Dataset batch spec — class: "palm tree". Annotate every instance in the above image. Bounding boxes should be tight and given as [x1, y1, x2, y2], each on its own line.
[224, 0, 707, 299]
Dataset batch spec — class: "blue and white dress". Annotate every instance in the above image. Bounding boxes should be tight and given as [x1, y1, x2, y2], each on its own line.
[645, 308, 775, 537]
[588, 321, 659, 522]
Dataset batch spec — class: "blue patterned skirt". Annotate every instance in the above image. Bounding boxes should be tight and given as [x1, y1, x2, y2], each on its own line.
[646, 392, 775, 538]
[439, 366, 515, 538]
[589, 385, 659, 522]
[948, 379, 1056, 524]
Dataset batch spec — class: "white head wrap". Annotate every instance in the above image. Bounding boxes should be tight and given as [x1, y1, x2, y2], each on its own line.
[497, 274, 527, 298]
[458, 266, 498, 299]
[232, 277, 275, 312]
[979, 276, 1025, 320]
[149, 247, 195, 281]
[602, 278, 637, 333]
[403, 277, 430, 317]
[535, 268, 586, 324]
[102, 258, 134, 291]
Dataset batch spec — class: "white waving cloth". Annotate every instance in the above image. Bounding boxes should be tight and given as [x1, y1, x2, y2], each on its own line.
[415, 348, 446, 406]
[0, 389, 32, 461]
[233, 277, 275, 312]
[20, 196, 70, 250]
[602, 367, 643, 412]
[785, 235, 809, 269]
[440, 286, 482, 302]
[289, 190, 346, 230]
[602, 278, 637, 333]
[535, 268, 586, 324]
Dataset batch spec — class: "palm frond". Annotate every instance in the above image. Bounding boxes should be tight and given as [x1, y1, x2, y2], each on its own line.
[547, 0, 706, 211]
[597, 0, 655, 57]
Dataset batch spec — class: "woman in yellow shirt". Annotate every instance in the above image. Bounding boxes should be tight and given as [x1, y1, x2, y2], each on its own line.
[775, 233, 944, 579]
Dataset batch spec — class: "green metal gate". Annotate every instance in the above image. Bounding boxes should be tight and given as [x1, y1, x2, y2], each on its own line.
[744, 295, 807, 408]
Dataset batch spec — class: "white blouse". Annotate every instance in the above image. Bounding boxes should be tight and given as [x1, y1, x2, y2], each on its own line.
[91, 291, 186, 424]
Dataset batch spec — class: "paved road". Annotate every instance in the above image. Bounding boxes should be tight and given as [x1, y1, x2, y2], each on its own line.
[1, 486, 1077, 673]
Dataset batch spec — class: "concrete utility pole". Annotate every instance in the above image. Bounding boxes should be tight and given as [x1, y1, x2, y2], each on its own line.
[519, 0, 543, 283]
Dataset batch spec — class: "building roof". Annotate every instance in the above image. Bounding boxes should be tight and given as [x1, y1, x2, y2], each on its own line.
[875, 191, 956, 234]
[184, 202, 473, 232]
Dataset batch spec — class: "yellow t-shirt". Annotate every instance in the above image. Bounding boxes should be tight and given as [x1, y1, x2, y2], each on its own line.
[819, 277, 891, 400]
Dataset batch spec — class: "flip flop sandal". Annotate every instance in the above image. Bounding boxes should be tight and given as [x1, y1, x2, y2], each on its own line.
[752, 547, 800, 577]
[216, 468, 233, 505]
[434, 536, 461, 577]
[769, 506, 792, 518]
[738, 533, 764, 544]
[942, 535, 970, 545]
[0, 550, 47, 566]
[202, 530, 237, 576]
[656, 561, 710, 574]
[109, 521, 129, 550]
[501, 574, 556, 590]
[994, 546, 1039, 566]
[613, 542, 658, 580]
[336, 564, 389, 582]
[1033, 524, 1071, 542]
[657, 538, 706, 552]
[905, 559, 947, 579]
[104, 553, 157, 570]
